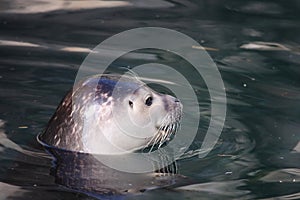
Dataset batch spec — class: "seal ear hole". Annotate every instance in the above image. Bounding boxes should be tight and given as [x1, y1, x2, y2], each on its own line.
[129, 100, 133, 108]
[145, 96, 153, 106]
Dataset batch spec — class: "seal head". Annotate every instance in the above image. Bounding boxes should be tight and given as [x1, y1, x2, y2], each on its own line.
[39, 74, 182, 154]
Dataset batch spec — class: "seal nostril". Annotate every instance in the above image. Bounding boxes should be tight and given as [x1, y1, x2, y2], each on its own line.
[175, 98, 180, 103]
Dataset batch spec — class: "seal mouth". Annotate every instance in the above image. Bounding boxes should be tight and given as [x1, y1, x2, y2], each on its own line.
[144, 121, 180, 152]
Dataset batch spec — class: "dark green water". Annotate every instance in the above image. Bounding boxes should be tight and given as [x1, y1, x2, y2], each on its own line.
[0, 0, 299, 199]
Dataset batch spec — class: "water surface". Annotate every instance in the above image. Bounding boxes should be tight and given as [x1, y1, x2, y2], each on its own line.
[0, 0, 299, 199]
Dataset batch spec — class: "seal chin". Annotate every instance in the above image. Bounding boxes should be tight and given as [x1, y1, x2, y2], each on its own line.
[144, 122, 180, 152]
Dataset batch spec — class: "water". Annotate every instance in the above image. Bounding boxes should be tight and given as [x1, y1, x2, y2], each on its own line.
[0, 0, 300, 199]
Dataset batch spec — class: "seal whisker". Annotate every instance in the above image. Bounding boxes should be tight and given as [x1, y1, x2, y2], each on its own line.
[146, 110, 182, 151]
[151, 134, 162, 152]
[124, 68, 142, 83]
[159, 127, 170, 148]
[174, 123, 178, 133]
[156, 127, 164, 142]
[157, 135, 165, 149]
[147, 129, 163, 152]
[161, 126, 170, 142]
[144, 133, 158, 152]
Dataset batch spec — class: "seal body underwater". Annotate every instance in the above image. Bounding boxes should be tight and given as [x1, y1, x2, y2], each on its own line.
[39, 74, 182, 154]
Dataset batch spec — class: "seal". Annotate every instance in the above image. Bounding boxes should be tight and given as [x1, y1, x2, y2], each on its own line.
[39, 74, 182, 154]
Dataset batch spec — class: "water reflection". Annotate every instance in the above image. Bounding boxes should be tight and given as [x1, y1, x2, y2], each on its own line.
[176, 180, 252, 199]
[1, 0, 174, 14]
[45, 147, 181, 195]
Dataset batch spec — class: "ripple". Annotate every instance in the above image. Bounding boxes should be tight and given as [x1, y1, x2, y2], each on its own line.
[240, 41, 290, 51]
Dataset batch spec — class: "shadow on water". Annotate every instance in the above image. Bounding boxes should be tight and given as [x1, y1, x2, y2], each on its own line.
[0, 0, 300, 199]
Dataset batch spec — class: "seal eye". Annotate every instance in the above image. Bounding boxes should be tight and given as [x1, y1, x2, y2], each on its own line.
[129, 101, 133, 108]
[145, 96, 153, 106]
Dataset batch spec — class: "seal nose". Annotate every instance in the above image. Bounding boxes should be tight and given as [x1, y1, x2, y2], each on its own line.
[174, 98, 180, 103]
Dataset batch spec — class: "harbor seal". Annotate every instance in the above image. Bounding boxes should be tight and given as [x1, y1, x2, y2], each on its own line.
[39, 74, 182, 154]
